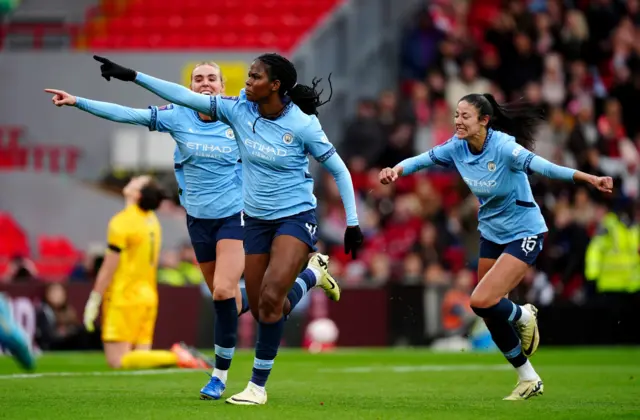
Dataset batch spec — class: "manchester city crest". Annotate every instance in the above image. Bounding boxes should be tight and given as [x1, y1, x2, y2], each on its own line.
[487, 161, 496, 171]
[283, 133, 294, 144]
[225, 128, 235, 139]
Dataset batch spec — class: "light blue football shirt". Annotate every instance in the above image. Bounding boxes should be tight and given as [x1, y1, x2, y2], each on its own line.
[149, 103, 243, 219]
[399, 129, 575, 244]
[173, 146, 186, 206]
[208, 89, 336, 220]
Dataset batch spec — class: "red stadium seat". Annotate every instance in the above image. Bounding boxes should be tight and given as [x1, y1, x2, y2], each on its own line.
[0, 213, 30, 257]
[77, 0, 344, 50]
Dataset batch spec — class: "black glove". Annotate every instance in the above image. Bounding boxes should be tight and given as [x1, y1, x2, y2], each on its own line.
[344, 226, 364, 260]
[93, 55, 137, 82]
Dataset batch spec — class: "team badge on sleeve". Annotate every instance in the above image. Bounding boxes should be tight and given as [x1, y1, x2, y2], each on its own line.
[221, 96, 239, 101]
[158, 104, 174, 111]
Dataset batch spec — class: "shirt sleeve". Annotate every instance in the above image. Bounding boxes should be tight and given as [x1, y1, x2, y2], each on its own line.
[300, 117, 336, 163]
[134, 72, 211, 115]
[321, 153, 359, 226]
[398, 138, 456, 175]
[210, 93, 242, 126]
[501, 141, 576, 181]
[106, 215, 128, 253]
[148, 104, 177, 132]
[75, 97, 152, 128]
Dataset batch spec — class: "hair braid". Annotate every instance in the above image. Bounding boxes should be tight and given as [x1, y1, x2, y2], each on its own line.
[257, 53, 332, 116]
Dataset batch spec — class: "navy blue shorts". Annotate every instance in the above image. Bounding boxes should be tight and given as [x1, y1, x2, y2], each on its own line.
[186, 212, 244, 263]
[243, 209, 318, 255]
[479, 234, 545, 265]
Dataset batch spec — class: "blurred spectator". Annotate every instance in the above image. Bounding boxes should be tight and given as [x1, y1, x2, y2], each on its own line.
[158, 250, 186, 286]
[402, 252, 424, 285]
[35, 283, 86, 350]
[567, 97, 600, 170]
[560, 9, 589, 62]
[440, 269, 475, 337]
[445, 57, 491, 112]
[541, 204, 590, 297]
[340, 99, 386, 166]
[505, 31, 544, 95]
[541, 53, 566, 107]
[178, 243, 203, 285]
[368, 253, 392, 286]
[400, 9, 444, 81]
[522, 267, 555, 306]
[3, 255, 38, 283]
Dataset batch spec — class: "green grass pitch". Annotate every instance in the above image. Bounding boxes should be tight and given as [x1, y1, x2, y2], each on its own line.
[0, 347, 639, 419]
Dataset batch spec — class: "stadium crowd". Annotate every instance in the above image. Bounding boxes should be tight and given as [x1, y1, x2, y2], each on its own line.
[318, 0, 640, 307]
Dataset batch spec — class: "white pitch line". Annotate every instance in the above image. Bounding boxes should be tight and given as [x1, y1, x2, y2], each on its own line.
[0, 368, 202, 380]
[0, 364, 512, 380]
[318, 364, 512, 373]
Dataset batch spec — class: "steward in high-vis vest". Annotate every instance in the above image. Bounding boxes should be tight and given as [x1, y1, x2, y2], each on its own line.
[585, 212, 639, 294]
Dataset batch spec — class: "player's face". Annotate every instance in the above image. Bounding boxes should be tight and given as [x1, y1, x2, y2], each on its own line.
[123, 175, 151, 201]
[190, 65, 224, 96]
[245, 60, 278, 102]
[454, 100, 488, 139]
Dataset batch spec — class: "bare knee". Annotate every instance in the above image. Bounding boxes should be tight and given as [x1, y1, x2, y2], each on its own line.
[250, 307, 260, 322]
[212, 277, 236, 301]
[258, 285, 285, 323]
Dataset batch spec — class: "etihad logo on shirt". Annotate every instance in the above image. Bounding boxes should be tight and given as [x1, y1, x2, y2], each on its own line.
[463, 177, 497, 193]
[186, 142, 234, 159]
[186, 142, 234, 153]
[512, 145, 524, 157]
[244, 139, 287, 161]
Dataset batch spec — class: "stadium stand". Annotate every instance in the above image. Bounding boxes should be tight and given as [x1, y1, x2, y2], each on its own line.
[78, 0, 341, 51]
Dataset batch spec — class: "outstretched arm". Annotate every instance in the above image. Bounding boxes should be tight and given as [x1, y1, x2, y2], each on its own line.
[45, 88, 152, 127]
[92, 56, 232, 123]
[526, 155, 577, 182]
[75, 97, 152, 126]
[506, 143, 613, 192]
[134, 73, 212, 116]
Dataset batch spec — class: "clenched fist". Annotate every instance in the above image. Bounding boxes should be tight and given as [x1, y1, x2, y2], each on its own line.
[379, 167, 399, 185]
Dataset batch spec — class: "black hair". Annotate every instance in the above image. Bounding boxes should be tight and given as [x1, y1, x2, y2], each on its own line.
[256, 53, 332, 117]
[138, 180, 166, 211]
[459, 93, 544, 151]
